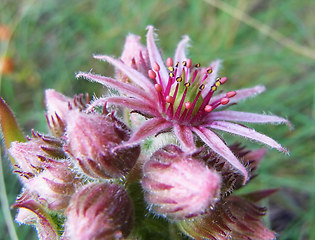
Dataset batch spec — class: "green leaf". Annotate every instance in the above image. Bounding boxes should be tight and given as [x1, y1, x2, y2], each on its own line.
[0, 97, 26, 165]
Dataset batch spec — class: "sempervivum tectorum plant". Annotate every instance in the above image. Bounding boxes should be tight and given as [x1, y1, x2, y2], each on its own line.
[142, 144, 221, 220]
[78, 25, 290, 182]
[64, 109, 140, 179]
[63, 182, 134, 240]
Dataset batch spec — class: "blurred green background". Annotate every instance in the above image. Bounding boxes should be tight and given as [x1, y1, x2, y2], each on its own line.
[0, 0, 314, 239]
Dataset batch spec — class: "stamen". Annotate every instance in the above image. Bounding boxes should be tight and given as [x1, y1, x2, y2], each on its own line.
[207, 67, 213, 74]
[191, 69, 198, 83]
[184, 82, 191, 87]
[186, 59, 192, 68]
[176, 77, 183, 82]
[148, 70, 156, 80]
[155, 84, 163, 92]
[168, 66, 174, 71]
[195, 63, 200, 68]
[199, 84, 205, 90]
[220, 97, 230, 105]
[153, 62, 160, 71]
[226, 91, 237, 98]
[167, 57, 173, 67]
[169, 72, 174, 77]
[184, 102, 192, 109]
[175, 62, 179, 67]
[182, 61, 187, 67]
[204, 105, 213, 112]
[166, 95, 174, 104]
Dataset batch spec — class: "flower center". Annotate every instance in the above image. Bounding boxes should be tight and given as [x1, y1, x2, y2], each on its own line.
[148, 58, 236, 124]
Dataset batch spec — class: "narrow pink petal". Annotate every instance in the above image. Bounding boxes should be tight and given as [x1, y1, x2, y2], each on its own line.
[146, 26, 168, 85]
[192, 126, 248, 183]
[173, 124, 196, 151]
[127, 118, 172, 146]
[207, 121, 288, 153]
[89, 96, 159, 117]
[210, 85, 266, 107]
[93, 55, 156, 94]
[76, 72, 154, 101]
[174, 35, 190, 65]
[206, 110, 292, 129]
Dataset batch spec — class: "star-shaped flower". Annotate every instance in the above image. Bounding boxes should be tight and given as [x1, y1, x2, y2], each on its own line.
[77, 26, 290, 182]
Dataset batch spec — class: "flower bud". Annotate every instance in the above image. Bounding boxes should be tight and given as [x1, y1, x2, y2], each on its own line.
[142, 145, 221, 220]
[64, 182, 133, 240]
[177, 195, 276, 240]
[26, 158, 78, 210]
[45, 89, 89, 137]
[117, 34, 150, 81]
[65, 110, 140, 179]
[9, 132, 65, 179]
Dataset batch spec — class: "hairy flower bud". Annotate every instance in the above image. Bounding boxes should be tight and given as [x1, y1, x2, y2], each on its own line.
[116, 34, 150, 82]
[177, 195, 276, 240]
[45, 89, 89, 137]
[65, 110, 140, 179]
[9, 132, 66, 179]
[64, 182, 133, 240]
[142, 145, 221, 220]
[26, 158, 78, 210]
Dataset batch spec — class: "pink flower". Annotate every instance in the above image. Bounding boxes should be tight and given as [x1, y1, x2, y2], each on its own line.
[142, 145, 221, 220]
[77, 26, 290, 183]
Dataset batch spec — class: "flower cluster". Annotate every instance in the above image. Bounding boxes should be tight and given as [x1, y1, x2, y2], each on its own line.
[0, 26, 290, 240]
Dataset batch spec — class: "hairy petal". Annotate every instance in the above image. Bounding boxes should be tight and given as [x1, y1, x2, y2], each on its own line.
[192, 126, 248, 183]
[146, 25, 168, 85]
[207, 121, 288, 153]
[173, 124, 196, 151]
[210, 85, 266, 107]
[94, 55, 156, 94]
[91, 96, 159, 117]
[206, 110, 292, 129]
[76, 72, 153, 101]
[174, 35, 190, 75]
[127, 118, 172, 146]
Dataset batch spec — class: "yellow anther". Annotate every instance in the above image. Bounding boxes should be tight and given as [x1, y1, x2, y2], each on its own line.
[195, 63, 200, 68]
[215, 81, 221, 87]
[199, 84, 205, 90]
[216, 77, 220, 81]
[184, 82, 191, 87]
[182, 61, 187, 66]
[169, 72, 174, 77]
[176, 77, 182, 82]
[207, 68, 213, 74]
[168, 66, 174, 71]
[211, 86, 217, 91]
[175, 62, 179, 67]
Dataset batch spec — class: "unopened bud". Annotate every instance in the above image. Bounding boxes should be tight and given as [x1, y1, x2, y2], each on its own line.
[64, 183, 133, 240]
[65, 111, 140, 179]
[142, 145, 221, 220]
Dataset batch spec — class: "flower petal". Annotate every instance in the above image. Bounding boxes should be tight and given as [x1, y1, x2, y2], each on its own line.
[192, 126, 248, 183]
[173, 124, 196, 151]
[76, 72, 153, 101]
[127, 118, 172, 146]
[206, 110, 292, 129]
[174, 35, 190, 68]
[207, 121, 288, 153]
[146, 26, 168, 86]
[89, 96, 159, 117]
[93, 55, 156, 94]
[210, 85, 266, 107]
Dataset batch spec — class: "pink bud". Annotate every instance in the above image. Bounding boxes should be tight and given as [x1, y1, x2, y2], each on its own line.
[116, 34, 150, 81]
[9, 134, 65, 178]
[65, 111, 140, 179]
[64, 183, 133, 240]
[142, 145, 221, 220]
[26, 159, 78, 210]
